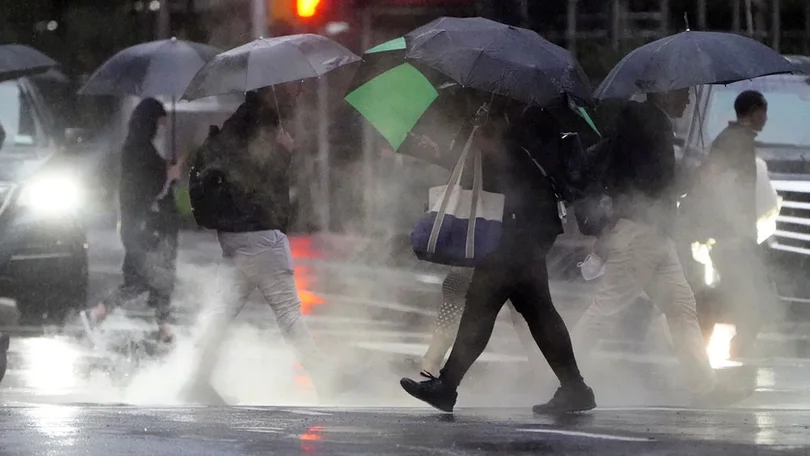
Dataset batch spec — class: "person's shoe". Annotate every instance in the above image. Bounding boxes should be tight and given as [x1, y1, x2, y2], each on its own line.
[578, 254, 606, 281]
[400, 373, 457, 413]
[693, 384, 754, 408]
[533, 384, 596, 414]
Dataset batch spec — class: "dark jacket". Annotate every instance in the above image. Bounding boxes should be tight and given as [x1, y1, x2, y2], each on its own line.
[198, 92, 292, 233]
[449, 112, 563, 265]
[682, 121, 759, 241]
[610, 100, 680, 233]
[119, 99, 174, 233]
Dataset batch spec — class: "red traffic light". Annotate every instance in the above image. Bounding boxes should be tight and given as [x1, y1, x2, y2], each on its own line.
[297, 0, 321, 18]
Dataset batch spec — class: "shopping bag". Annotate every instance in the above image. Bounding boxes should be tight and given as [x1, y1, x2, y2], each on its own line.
[411, 126, 505, 267]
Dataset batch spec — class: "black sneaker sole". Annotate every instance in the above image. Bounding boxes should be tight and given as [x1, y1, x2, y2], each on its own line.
[532, 401, 597, 415]
[399, 378, 456, 413]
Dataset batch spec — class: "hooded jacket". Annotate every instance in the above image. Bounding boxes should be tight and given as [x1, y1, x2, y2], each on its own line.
[196, 91, 292, 233]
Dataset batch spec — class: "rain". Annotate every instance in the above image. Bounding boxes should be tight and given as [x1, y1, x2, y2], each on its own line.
[1, 1, 810, 455]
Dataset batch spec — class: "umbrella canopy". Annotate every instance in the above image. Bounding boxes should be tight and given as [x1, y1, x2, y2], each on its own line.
[183, 34, 361, 100]
[0, 44, 58, 81]
[346, 35, 600, 154]
[404, 17, 593, 107]
[79, 38, 220, 98]
[346, 62, 441, 151]
[595, 31, 799, 100]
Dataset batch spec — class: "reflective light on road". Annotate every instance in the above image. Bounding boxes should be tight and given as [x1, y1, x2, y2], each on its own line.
[21, 338, 80, 395]
[706, 323, 741, 369]
[26, 405, 79, 445]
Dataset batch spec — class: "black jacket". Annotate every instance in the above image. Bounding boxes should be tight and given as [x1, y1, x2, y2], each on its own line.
[610, 100, 680, 232]
[447, 113, 564, 264]
[196, 92, 292, 233]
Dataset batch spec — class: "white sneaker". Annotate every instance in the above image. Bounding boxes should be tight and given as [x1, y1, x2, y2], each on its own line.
[578, 254, 606, 281]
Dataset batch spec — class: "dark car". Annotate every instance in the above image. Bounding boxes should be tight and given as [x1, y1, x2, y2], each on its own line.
[0, 76, 90, 324]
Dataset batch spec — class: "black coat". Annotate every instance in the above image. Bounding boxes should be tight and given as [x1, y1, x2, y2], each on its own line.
[610, 100, 680, 232]
[196, 92, 292, 233]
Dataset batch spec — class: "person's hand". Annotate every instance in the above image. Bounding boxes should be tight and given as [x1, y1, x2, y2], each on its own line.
[276, 128, 295, 152]
[167, 162, 184, 182]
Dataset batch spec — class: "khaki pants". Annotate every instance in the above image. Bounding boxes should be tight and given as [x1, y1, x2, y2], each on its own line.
[573, 218, 716, 394]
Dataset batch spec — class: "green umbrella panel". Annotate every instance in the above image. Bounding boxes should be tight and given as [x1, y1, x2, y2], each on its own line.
[345, 62, 439, 151]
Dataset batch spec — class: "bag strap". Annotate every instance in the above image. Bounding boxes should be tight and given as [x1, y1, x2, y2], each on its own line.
[520, 146, 568, 221]
[427, 125, 479, 253]
[465, 148, 483, 259]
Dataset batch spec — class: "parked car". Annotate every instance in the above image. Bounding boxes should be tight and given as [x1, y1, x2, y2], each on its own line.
[0, 76, 92, 324]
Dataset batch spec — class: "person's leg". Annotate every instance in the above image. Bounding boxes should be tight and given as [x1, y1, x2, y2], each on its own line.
[238, 233, 326, 380]
[188, 256, 253, 393]
[645, 235, 717, 396]
[571, 219, 659, 359]
[510, 260, 586, 389]
[422, 268, 473, 376]
[145, 232, 179, 341]
[506, 258, 595, 413]
[506, 301, 550, 377]
[400, 266, 510, 412]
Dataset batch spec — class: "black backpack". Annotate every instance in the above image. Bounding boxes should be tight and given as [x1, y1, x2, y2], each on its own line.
[566, 135, 618, 236]
[523, 132, 617, 236]
[189, 125, 228, 230]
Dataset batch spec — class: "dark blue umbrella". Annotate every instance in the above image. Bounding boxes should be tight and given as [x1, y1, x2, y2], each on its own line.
[79, 37, 220, 98]
[404, 17, 593, 107]
[0, 44, 57, 81]
[595, 31, 799, 100]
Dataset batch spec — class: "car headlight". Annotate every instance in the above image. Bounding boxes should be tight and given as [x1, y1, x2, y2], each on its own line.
[17, 174, 83, 216]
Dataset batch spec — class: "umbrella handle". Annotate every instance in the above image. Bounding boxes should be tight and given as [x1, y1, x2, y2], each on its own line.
[272, 85, 286, 133]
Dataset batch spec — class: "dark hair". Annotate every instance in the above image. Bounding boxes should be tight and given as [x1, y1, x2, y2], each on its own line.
[734, 90, 767, 118]
[126, 98, 167, 144]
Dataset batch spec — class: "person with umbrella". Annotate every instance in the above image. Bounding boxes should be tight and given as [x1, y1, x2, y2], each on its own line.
[571, 30, 796, 405]
[370, 17, 596, 414]
[76, 38, 220, 344]
[182, 34, 360, 403]
[81, 98, 182, 343]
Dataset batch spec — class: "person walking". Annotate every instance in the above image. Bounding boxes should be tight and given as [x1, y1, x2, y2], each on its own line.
[571, 89, 749, 405]
[420, 267, 551, 380]
[184, 85, 339, 403]
[81, 98, 182, 344]
[400, 105, 596, 414]
[683, 90, 778, 359]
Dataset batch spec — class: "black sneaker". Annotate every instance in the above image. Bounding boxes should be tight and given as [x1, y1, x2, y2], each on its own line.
[400, 373, 458, 413]
[533, 384, 596, 414]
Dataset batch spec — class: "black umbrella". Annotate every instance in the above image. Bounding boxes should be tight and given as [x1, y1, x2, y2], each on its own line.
[595, 31, 799, 100]
[182, 33, 361, 101]
[79, 38, 220, 162]
[79, 37, 220, 98]
[404, 17, 593, 107]
[0, 44, 58, 81]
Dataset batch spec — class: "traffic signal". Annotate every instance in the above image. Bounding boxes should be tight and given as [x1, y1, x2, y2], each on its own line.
[296, 0, 322, 18]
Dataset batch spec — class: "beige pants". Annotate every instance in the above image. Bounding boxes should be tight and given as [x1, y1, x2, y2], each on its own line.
[573, 218, 716, 394]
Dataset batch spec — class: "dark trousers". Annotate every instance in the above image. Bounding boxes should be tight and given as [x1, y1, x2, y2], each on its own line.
[104, 221, 178, 324]
[712, 241, 775, 356]
[439, 250, 584, 389]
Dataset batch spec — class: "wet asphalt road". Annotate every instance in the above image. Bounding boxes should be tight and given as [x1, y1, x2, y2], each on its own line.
[1, 405, 809, 455]
[3, 228, 810, 454]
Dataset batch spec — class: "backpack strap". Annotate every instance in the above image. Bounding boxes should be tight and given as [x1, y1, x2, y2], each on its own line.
[520, 146, 568, 221]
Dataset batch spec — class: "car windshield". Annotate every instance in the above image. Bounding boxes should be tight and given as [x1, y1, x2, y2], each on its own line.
[705, 75, 810, 147]
[0, 79, 40, 154]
